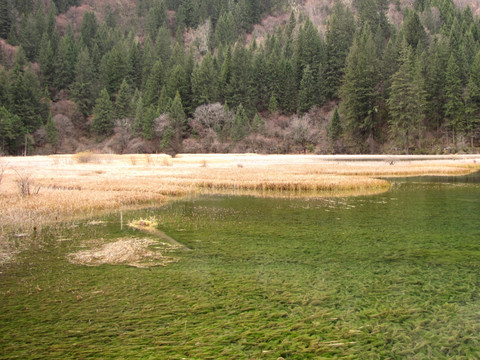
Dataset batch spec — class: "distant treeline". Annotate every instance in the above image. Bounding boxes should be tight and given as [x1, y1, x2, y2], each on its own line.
[0, 0, 479, 154]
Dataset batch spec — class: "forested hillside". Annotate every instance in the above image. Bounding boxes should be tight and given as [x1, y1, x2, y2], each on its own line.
[0, 0, 480, 155]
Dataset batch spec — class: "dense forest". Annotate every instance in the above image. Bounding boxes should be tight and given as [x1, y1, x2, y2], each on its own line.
[0, 0, 480, 155]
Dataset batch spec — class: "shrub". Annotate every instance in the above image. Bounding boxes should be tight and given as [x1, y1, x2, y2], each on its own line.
[73, 151, 96, 163]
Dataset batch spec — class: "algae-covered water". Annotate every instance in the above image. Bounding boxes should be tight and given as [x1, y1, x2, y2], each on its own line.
[1, 173, 480, 359]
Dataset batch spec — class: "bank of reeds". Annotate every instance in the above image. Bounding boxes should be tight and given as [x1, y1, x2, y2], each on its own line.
[0, 154, 478, 249]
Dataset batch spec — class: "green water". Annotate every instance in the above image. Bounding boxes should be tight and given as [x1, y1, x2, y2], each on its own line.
[1, 173, 480, 359]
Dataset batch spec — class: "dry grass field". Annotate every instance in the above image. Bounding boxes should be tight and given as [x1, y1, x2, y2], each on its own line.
[0, 153, 479, 244]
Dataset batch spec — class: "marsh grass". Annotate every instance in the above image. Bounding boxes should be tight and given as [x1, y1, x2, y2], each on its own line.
[0, 154, 478, 263]
[1, 180, 480, 358]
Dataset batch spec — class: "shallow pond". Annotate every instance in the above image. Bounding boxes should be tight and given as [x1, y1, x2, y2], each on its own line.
[1, 173, 480, 359]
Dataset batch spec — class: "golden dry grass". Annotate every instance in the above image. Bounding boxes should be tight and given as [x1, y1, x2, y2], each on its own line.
[0, 154, 479, 243]
[67, 237, 178, 268]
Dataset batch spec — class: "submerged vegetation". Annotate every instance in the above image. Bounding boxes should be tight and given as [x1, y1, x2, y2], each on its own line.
[1, 174, 480, 358]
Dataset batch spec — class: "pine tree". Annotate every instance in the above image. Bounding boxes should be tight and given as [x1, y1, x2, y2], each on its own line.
[328, 107, 342, 142]
[268, 93, 279, 114]
[295, 16, 323, 92]
[231, 103, 248, 141]
[424, 37, 449, 131]
[157, 86, 171, 114]
[251, 112, 265, 134]
[71, 48, 95, 117]
[115, 79, 132, 119]
[192, 53, 218, 107]
[214, 11, 237, 47]
[339, 25, 379, 153]
[324, 1, 355, 99]
[142, 105, 157, 140]
[298, 65, 316, 114]
[104, 41, 129, 95]
[134, 94, 144, 135]
[0, 106, 24, 155]
[80, 11, 98, 49]
[0, 0, 12, 39]
[45, 112, 58, 148]
[39, 34, 55, 87]
[402, 10, 428, 51]
[92, 88, 114, 137]
[464, 50, 480, 149]
[54, 39, 73, 90]
[146, 0, 167, 39]
[165, 64, 189, 105]
[387, 40, 426, 154]
[168, 92, 187, 154]
[444, 53, 465, 145]
[154, 25, 172, 66]
[10, 51, 46, 133]
[143, 59, 165, 108]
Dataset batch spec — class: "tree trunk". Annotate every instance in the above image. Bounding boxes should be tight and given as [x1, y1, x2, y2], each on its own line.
[405, 129, 409, 155]
[369, 128, 374, 154]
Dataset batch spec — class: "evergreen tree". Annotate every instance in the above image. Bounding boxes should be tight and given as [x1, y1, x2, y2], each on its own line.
[0, 106, 24, 155]
[464, 50, 480, 149]
[298, 65, 317, 114]
[10, 50, 46, 133]
[328, 107, 342, 142]
[92, 88, 114, 137]
[134, 94, 144, 135]
[231, 103, 248, 141]
[80, 11, 98, 49]
[157, 86, 171, 114]
[115, 79, 132, 119]
[146, 0, 167, 39]
[54, 39, 73, 90]
[268, 93, 279, 114]
[424, 37, 449, 131]
[192, 53, 218, 107]
[402, 10, 428, 51]
[324, 1, 355, 99]
[154, 25, 172, 66]
[444, 53, 465, 145]
[165, 64, 189, 106]
[143, 59, 165, 107]
[38, 34, 55, 87]
[127, 39, 142, 88]
[251, 112, 265, 134]
[387, 40, 426, 154]
[340, 25, 379, 153]
[295, 16, 323, 92]
[214, 11, 237, 47]
[277, 58, 297, 114]
[168, 91, 187, 153]
[0, 0, 12, 39]
[104, 41, 129, 95]
[45, 112, 58, 148]
[142, 105, 157, 140]
[71, 48, 96, 117]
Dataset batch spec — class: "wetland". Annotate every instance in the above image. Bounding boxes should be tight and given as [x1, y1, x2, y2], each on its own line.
[1, 169, 480, 359]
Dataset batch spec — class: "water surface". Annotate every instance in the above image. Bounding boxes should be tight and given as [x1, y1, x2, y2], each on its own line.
[1, 173, 479, 359]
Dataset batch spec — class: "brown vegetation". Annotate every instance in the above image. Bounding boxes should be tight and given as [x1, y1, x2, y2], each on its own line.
[67, 237, 178, 268]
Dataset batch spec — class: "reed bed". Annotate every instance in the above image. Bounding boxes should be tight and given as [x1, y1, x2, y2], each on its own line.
[0, 154, 478, 241]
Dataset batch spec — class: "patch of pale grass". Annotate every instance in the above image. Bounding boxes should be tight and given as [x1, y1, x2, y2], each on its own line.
[67, 237, 178, 268]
